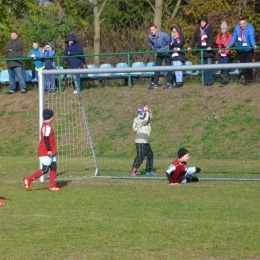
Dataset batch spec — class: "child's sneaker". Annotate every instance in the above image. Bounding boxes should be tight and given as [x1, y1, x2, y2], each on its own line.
[23, 178, 31, 191]
[0, 199, 5, 206]
[48, 186, 62, 191]
[145, 172, 157, 177]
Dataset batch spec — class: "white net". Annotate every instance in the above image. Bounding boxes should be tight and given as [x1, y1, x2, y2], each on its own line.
[44, 91, 98, 180]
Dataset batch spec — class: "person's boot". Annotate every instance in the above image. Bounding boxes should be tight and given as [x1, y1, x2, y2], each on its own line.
[219, 75, 225, 87]
[223, 74, 228, 85]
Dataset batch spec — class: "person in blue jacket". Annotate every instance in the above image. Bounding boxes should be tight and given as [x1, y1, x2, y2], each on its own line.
[27, 41, 44, 81]
[228, 16, 257, 85]
[148, 25, 173, 90]
[64, 34, 87, 94]
[169, 23, 185, 88]
[41, 42, 56, 93]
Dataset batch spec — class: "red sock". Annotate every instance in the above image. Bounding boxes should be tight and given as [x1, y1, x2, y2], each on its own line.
[27, 169, 42, 181]
[49, 170, 57, 187]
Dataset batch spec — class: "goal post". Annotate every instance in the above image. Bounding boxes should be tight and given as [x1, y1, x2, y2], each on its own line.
[38, 64, 260, 182]
[38, 70, 98, 182]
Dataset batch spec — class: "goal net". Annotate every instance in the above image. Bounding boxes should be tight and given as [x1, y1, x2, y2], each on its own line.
[44, 89, 98, 180]
[39, 68, 260, 182]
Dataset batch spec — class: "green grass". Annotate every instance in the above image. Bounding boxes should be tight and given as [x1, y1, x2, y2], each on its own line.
[1, 156, 259, 260]
[1, 83, 260, 258]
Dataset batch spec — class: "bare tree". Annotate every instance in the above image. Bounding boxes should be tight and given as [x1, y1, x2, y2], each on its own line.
[92, 0, 107, 65]
[145, 0, 163, 29]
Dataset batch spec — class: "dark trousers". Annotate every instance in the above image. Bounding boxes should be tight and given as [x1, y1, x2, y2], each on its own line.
[153, 53, 173, 84]
[239, 51, 254, 81]
[202, 57, 214, 84]
[218, 55, 230, 75]
[132, 143, 153, 172]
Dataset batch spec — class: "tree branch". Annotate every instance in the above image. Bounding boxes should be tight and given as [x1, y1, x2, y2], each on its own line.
[97, 0, 108, 18]
[145, 0, 155, 12]
[170, 0, 181, 21]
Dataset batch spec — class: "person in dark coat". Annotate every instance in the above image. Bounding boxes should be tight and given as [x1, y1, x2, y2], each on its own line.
[4, 30, 27, 94]
[169, 23, 185, 88]
[188, 16, 215, 86]
[64, 34, 87, 94]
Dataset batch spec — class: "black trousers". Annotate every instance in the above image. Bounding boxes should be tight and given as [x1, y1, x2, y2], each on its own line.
[132, 143, 153, 172]
[153, 53, 173, 84]
[239, 51, 254, 81]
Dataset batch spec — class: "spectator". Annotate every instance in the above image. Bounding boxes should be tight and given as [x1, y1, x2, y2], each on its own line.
[4, 30, 27, 94]
[228, 16, 257, 85]
[169, 23, 185, 88]
[215, 21, 232, 87]
[148, 25, 174, 90]
[130, 105, 155, 177]
[188, 16, 215, 86]
[41, 42, 56, 93]
[64, 34, 87, 94]
[27, 41, 44, 81]
[166, 148, 201, 185]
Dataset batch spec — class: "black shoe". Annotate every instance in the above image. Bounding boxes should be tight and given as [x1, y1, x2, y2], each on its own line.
[163, 83, 173, 90]
[219, 81, 225, 87]
[174, 82, 183, 88]
[21, 89, 27, 94]
[191, 176, 199, 182]
[7, 90, 15, 94]
[149, 83, 158, 90]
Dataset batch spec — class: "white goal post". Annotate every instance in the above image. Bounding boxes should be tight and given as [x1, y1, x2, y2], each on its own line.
[38, 62, 260, 182]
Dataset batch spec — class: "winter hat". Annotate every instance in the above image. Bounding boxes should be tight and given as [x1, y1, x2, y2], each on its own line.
[178, 148, 189, 158]
[220, 21, 228, 30]
[137, 106, 143, 115]
[43, 109, 54, 120]
[45, 42, 52, 49]
[199, 16, 208, 24]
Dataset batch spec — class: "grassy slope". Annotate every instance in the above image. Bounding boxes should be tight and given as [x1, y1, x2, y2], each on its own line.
[1, 82, 259, 160]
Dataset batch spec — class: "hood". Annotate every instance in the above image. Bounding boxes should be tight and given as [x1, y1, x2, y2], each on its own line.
[169, 23, 181, 33]
[66, 34, 78, 43]
[199, 15, 208, 24]
[45, 42, 53, 49]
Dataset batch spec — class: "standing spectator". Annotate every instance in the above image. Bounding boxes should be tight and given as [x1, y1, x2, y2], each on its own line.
[23, 109, 62, 191]
[4, 30, 27, 94]
[166, 148, 201, 185]
[27, 41, 44, 82]
[216, 21, 232, 87]
[130, 105, 155, 177]
[188, 16, 215, 86]
[64, 34, 87, 94]
[41, 42, 56, 93]
[148, 25, 174, 90]
[227, 16, 257, 85]
[169, 23, 185, 88]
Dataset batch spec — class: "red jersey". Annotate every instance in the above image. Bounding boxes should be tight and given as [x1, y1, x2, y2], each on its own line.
[166, 159, 187, 183]
[38, 122, 56, 156]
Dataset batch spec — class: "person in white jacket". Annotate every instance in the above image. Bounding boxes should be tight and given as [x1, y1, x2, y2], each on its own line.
[130, 105, 155, 177]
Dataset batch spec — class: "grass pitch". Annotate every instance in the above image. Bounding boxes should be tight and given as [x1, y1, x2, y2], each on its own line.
[1, 156, 259, 260]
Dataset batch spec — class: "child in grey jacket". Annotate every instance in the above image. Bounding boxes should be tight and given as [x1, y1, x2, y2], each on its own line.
[130, 105, 155, 177]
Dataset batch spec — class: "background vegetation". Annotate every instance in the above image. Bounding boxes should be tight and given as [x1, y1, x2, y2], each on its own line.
[1, 0, 260, 69]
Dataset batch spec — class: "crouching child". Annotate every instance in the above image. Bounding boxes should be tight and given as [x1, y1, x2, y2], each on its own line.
[166, 148, 201, 185]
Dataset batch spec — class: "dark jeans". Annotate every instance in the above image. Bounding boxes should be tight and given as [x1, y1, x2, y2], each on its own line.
[218, 56, 230, 75]
[8, 66, 27, 91]
[132, 143, 153, 172]
[202, 57, 214, 84]
[153, 53, 173, 84]
[239, 51, 254, 81]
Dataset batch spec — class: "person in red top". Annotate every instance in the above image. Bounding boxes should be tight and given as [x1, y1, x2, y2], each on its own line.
[23, 109, 62, 191]
[166, 148, 201, 185]
[215, 21, 232, 87]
